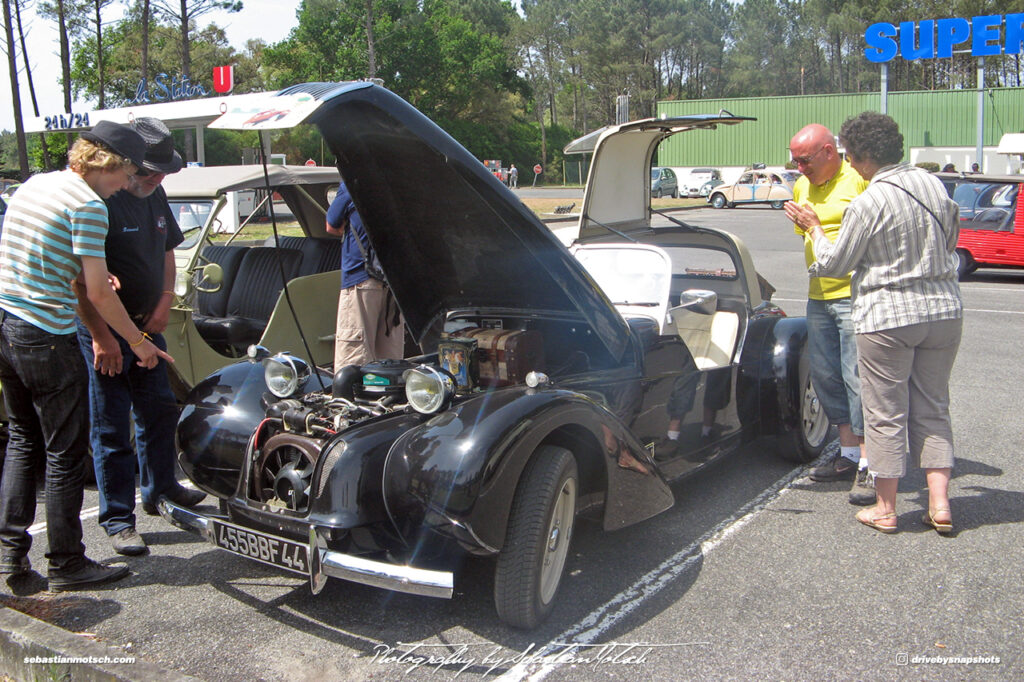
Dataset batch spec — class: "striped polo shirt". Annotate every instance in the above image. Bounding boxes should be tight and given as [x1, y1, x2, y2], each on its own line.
[808, 163, 962, 334]
[0, 170, 109, 334]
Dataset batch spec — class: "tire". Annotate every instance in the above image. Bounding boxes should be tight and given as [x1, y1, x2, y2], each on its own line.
[778, 356, 830, 463]
[953, 249, 976, 280]
[711, 193, 726, 209]
[653, 189, 662, 199]
[494, 445, 578, 629]
[770, 200, 785, 210]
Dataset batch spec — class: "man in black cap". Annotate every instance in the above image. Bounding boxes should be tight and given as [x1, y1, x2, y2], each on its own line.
[1, 121, 173, 590]
[76, 117, 204, 556]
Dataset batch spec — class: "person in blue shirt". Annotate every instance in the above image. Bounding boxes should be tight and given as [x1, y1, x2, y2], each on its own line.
[325, 180, 403, 369]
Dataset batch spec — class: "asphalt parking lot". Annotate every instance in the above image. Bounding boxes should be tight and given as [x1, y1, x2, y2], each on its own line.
[1, 202, 1021, 681]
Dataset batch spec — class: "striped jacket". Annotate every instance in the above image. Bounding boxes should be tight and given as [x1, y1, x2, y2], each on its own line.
[808, 162, 962, 334]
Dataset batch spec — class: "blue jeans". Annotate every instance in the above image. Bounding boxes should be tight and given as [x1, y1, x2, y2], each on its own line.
[0, 311, 89, 571]
[806, 298, 863, 436]
[76, 320, 180, 536]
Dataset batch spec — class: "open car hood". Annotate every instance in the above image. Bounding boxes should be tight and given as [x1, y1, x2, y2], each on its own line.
[566, 115, 753, 242]
[211, 82, 631, 359]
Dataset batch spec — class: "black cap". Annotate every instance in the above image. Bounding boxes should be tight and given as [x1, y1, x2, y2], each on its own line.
[80, 121, 147, 169]
[131, 117, 184, 174]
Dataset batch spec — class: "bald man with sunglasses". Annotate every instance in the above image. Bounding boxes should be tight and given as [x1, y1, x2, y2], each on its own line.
[784, 124, 872, 505]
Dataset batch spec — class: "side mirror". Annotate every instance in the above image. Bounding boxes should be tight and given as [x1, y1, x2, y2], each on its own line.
[194, 262, 224, 293]
[678, 289, 717, 315]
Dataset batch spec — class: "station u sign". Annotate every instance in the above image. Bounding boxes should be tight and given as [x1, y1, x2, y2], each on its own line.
[865, 14, 1024, 62]
[213, 65, 235, 94]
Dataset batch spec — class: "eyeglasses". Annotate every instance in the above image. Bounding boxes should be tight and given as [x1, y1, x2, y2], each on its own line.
[791, 146, 826, 167]
[134, 167, 152, 178]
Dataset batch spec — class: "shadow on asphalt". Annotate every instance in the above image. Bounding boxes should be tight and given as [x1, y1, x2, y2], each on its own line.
[126, 439, 804, 668]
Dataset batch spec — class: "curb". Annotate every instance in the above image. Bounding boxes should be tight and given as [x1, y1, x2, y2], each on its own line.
[0, 606, 201, 682]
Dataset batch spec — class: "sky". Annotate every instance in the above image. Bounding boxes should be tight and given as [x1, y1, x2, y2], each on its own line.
[1, 0, 301, 132]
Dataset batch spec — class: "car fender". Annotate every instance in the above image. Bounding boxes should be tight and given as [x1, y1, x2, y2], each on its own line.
[739, 315, 808, 438]
[176, 358, 329, 498]
[382, 386, 673, 556]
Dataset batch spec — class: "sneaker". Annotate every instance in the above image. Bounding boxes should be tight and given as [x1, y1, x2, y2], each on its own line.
[48, 558, 130, 592]
[0, 554, 31, 578]
[809, 453, 858, 482]
[111, 528, 148, 556]
[848, 468, 876, 506]
[142, 486, 206, 516]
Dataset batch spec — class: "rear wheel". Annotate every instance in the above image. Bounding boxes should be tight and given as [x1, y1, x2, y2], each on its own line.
[494, 446, 578, 629]
[953, 249, 976, 280]
[770, 200, 785, 210]
[711, 193, 726, 209]
[778, 356, 830, 463]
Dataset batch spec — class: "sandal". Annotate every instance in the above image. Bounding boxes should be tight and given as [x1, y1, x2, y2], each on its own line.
[856, 509, 898, 534]
[923, 508, 953, 535]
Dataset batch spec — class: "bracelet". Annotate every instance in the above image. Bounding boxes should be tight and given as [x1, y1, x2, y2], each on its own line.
[129, 331, 150, 348]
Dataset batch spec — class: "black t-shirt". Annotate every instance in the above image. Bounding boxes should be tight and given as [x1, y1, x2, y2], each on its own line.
[104, 185, 184, 318]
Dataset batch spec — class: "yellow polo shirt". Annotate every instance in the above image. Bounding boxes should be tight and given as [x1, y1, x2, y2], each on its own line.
[792, 160, 869, 300]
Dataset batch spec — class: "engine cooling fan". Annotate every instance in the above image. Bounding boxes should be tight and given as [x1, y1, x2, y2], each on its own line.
[253, 432, 321, 511]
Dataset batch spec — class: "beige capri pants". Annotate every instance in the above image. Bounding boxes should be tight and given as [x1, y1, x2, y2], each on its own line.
[856, 317, 962, 478]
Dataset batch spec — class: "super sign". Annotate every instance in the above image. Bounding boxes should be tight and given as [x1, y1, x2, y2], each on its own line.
[865, 14, 1024, 62]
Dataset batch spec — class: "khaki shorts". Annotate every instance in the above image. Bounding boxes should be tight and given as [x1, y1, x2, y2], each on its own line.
[334, 279, 404, 370]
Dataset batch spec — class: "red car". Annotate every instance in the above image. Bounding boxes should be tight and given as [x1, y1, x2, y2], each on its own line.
[939, 172, 1024, 278]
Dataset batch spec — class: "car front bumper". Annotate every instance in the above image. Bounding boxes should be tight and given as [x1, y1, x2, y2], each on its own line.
[158, 498, 455, 599]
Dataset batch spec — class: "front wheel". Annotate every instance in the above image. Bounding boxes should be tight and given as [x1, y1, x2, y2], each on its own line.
[711, 194, 726, 209]
[653, 189, 662, 199]
[778, 357, 830, 463]
[494, 445, 578, 629]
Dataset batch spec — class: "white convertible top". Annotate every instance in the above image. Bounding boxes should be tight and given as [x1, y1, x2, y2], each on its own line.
[162, 165, 340, 199]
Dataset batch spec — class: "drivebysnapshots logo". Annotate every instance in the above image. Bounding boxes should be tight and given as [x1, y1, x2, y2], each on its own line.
[895, 652, 1001, 666]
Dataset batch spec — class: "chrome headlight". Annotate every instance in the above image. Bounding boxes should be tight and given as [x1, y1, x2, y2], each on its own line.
[404, 366, 455, 414]
[262, 353, 311, 398]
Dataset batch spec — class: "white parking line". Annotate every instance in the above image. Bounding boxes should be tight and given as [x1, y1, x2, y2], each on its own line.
[28, 496, 141, 535]
[27, 481, 199, 535]
[963, 307, 1024, 315]
[497, 450, 832, 682]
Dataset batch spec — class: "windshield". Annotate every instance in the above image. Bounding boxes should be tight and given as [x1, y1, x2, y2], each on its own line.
[650, 169, 660, 180]
[574, 247, 669, 306]
[170, 200, 215, 249]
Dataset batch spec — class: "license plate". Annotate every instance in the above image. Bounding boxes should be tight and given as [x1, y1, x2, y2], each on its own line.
[211, 518, 309, 576]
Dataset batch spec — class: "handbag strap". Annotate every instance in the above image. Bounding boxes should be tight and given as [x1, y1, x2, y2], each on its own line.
[876, 179, 947, 237]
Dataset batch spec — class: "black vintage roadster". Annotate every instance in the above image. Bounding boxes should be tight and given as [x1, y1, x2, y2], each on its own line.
[160, 82, 829, 629]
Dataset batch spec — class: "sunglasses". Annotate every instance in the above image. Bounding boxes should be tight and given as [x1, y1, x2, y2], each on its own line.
[791, 146, 826, 166]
